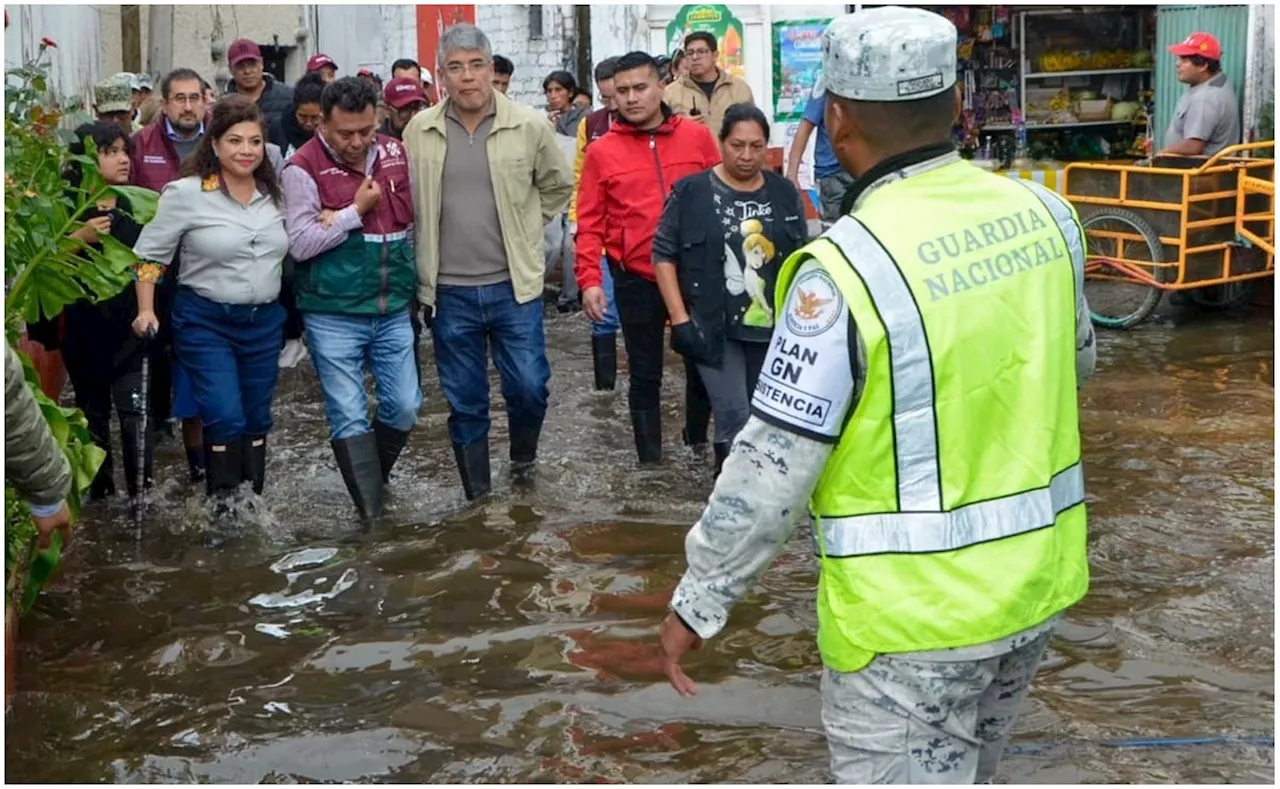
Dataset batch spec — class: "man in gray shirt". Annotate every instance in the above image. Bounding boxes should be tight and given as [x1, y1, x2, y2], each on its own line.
[1161, 32, 1241, 157]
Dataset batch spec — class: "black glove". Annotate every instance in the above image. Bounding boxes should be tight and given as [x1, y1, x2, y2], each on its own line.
[670, 317, 713, 366]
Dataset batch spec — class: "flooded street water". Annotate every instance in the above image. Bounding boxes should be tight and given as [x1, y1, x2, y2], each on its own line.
[6, 302, 1274, 784]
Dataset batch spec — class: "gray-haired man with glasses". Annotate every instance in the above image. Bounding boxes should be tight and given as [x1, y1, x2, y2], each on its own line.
[402, 24, 573, 502]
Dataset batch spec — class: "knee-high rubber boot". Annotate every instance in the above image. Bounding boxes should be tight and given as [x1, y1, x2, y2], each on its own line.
[630, 408, 663, 465]
[119, 416, 156, 499]
[591, 333, 617, 391]
[453, 440, 492, 501]
[205, 438, 244, 514]
[713, 442, 731, 478]
[509, 425, 540, 485]
[332, 431, 384, 523]
[682, 361, 711, 448]
[240, 435, 267, 495]
[373, 421, 412, 485]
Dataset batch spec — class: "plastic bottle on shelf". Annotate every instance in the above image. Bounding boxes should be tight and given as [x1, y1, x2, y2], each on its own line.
[1012, 108, 1033, 170]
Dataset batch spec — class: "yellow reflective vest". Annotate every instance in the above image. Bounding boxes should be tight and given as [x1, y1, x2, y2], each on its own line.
[774, 158, 1090, 674]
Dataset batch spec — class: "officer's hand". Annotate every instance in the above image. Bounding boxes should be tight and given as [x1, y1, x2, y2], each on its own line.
[33, 502, 71, 553]
[354, 177, 382, 216]
[582, 286, 607, 323]
[658, 612, 701, 697]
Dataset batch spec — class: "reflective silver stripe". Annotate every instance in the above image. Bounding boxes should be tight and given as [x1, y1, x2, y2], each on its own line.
[1016, 180, 1086, 319]
[819, 462, 1085, 557]
[824, 217, 941, 511]
[364, 230, 410, 243]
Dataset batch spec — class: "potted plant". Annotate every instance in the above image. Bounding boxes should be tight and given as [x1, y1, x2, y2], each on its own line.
[4, 38, 158, 708]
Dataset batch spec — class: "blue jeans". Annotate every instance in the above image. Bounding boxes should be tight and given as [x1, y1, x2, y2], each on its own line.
[303, 310, 423, 441]
[590, 256, 619, 336]
[432, 281, 551, 446]
[170, 289, 285, 444]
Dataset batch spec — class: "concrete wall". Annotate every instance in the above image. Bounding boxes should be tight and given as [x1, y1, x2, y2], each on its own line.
[6, 5, 105, 107]
[309, 4, 418, 83]
[475, 4, 578, 109]
[96, 4, 306, 93]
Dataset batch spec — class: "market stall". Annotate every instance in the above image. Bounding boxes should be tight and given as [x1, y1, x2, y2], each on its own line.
[946, 5, 1158, 191]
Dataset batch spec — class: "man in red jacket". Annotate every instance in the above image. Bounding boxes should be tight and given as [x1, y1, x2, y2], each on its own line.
[575, 51, 721, 464]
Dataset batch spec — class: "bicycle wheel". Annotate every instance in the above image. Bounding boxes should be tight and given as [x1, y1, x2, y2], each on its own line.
[1078, 206, 1167, 330]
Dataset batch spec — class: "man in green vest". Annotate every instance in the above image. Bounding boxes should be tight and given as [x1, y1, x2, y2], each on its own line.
[655, 6, 1099, 784]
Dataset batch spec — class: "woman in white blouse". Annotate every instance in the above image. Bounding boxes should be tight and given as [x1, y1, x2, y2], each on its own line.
[132, 95, 288, 521]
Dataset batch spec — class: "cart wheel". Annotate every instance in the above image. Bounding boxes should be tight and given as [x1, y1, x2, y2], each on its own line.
[1187, 280, 1261, 310]
[1078, 206, 1167, 330]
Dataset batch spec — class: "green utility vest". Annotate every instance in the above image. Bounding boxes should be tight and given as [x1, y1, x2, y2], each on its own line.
[774, 159, 1090, 674]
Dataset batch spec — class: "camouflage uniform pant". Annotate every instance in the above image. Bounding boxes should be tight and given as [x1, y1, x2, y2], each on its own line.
[820, 630, 1051, 784]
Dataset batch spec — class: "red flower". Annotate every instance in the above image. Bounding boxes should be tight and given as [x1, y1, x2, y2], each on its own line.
[40, 37, 57, 49]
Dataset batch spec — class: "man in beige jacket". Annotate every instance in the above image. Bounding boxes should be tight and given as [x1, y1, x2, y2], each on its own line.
[403, 23, 573, 501]
[662, 31, 755, 136]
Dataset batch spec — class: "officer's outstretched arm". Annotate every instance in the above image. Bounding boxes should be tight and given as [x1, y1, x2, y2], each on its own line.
[672, 261, 859, 640]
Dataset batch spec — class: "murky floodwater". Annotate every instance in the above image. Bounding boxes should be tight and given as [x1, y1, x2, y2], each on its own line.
[6, 299, 1274, 784]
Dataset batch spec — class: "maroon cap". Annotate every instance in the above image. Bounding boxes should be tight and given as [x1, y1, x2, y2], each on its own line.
[384, 76, 428, 109]
[306, 53, 337, 72]
[227, 39, 262, 67]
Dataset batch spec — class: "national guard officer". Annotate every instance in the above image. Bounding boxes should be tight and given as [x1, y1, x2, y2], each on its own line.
[654, 6, 1099, 784]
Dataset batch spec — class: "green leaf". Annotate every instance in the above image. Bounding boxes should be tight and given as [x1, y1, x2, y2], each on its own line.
[21, 530, 60, 614]
[111, 185, 159, 224]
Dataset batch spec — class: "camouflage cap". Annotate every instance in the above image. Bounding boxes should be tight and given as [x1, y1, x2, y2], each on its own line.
[94, 76, 134, 114]
[819, 6, 957, 102]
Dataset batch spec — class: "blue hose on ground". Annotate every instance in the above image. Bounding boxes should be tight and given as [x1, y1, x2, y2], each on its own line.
[1008, 735, 1274, 755]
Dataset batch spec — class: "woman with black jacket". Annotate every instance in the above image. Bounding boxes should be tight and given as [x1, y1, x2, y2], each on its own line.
[652, 104, 810, 475]
[60, 122, 156, 504]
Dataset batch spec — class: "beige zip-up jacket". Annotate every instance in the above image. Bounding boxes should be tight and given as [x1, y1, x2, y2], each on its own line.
[663, 69, 755, 138]
[402, 90, 574, 308]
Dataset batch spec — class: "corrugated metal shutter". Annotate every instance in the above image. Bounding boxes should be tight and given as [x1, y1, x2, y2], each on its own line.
[1155, 4, 1248, 148]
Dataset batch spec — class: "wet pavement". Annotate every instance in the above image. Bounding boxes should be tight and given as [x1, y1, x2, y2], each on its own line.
[5, 301, 1274, 783]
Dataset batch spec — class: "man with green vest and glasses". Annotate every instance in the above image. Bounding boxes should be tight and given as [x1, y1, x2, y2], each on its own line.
[284, 77, 423, 523]
[655, 7, 1098, 783]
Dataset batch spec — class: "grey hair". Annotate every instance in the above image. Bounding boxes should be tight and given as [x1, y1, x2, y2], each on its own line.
[437, 23, 492, 67]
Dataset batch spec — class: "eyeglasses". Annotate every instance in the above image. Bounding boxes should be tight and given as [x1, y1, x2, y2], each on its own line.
[684, 47, 714, 58]
[443, 59, 489, 76]
[168, 93, 203, 106]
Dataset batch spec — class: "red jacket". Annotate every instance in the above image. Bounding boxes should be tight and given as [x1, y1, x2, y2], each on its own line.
[574, 110, 720, 288]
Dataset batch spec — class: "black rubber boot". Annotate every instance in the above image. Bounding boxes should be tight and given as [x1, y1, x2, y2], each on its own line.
[241, 436, 267, 495]
[630, 408, 663, 465]
[372, 420, 412, 484]
[119, 416, 155, 499]
[186, 445, 206, 484]
[453, 440, 492, 501]
[682, 360, 711, 448]
[332, 431, 384, 523]
[592, 333, 617, 391]
[509, 425, 540, 485]
[713, 442, 731, 478]
[205, 438, 244, 525]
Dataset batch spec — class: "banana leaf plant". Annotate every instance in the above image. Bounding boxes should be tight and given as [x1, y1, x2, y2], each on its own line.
[4, 40, 158, 611]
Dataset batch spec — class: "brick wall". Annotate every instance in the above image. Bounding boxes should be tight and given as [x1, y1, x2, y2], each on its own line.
[475, 4, 579, 110]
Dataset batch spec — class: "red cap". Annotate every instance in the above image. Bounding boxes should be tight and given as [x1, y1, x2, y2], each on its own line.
[306, 53, 337, 72]
[384, 76, 428, 109]
[1168, 32, 1222, 61]
[227, 38, 262, 67]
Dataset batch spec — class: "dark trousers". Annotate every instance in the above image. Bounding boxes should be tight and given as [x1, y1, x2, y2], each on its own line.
[612, 264, 712, 434]
[280, 257, 305, 342]
[170, 289, 285, 444]
[63, 338, 155, 498]
[431, 281, 550, 447]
